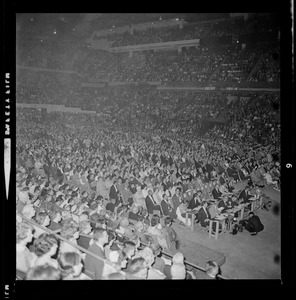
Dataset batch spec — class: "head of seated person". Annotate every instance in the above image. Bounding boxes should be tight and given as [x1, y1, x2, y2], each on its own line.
[172, 252, 185, 265]
[17, 221, 34, 245]
[171, 264, 186, 279]
[60, 219, 79, 241]
[58, 252, 83, 279]
[150, 214, 161, 228]
[123, 240, 136, 260]
[25, 264, 62, 280]
[107, 272, 126, 280]
[34, 233, 59, 258]
[22, 204, 36, 219]
[33, 210, 51, 227]
[205, 260, 220, 278]
[126, 257, 148, 279]
[79, 220, 92, 235]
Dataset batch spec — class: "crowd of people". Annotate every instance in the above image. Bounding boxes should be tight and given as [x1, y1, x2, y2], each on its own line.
[72, 44, 279, 84]
[249, 47, 280, 83]
[17, 38, 280, 86]
[16, 69, 229, 126]
[16, 14, 280, 280]
[16, 83, 280, 279]
[102, 15, 279, 47]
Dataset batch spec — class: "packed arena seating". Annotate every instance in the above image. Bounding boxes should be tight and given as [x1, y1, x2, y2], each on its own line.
[101, 16, 279, 47]
[17, 34, 280, 85]
[16, 86, 281, 280]
[17, 21, 280, 86]
[249, 47, 280, 82]
[17, 37, 84, 70]
[210, 46, 264, 82]
[16, 13, 280, 280]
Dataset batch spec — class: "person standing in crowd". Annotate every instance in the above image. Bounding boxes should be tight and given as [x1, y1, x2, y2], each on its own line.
[84, 228, 109, 279]
[161, 216, 180, 253]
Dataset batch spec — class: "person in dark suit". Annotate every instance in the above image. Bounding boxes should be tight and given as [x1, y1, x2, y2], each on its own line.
[212, 184, 222, 200]
[197, 201, 211, 227]
[187, 192, 202, 210]
[161, 194, 177, 219]
[244, 212, 264, 235]
[171, 188, 182, 213]
[109, 179, 120, 204]
[128, 206, 144, 222]
[84, 228, 109, 279]
[238, 186, 252, 204]
[217, 196, 228, 213]
[145, 189, 162, 215]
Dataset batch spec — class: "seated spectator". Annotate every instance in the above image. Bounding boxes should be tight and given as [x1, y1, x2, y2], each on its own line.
[133, 186, 146, 209]
[32, 210, 51, 238]
[197, 201, 211, 228]
[122, 240, 137, 260]
[17, 221, 37, 272]
[107, 272, 126, 280]
[161, 193, 177, 219]
[219, 183, 232, 196]
[238, 186, 253, 204]
[125, 257, 148, 279]
[59, 252, 88, 280]
[17, 189, 31, 213]
[171, 264, 186, 279]
[25, 264, 62, 280]
[187, 192, 202, 211]
[21, 204, 36, 219]
[128, 205, 144, 223]
[145, 189, 162, 215]
[262, 170, 279, 189]
[208, 199, 220, 219]
[59, 219, 81, 256]
[102, 250, 123, 279]
[176, 200, 191, 227]
[33, 233, 59, 268]
[205, 260, 220, 279]
[217, 195, 229, 213]
[212, 184, 223, 200]
[147, 215, 168, 250]
[79, 220, 93, 235]
[163, 252, 186, 279]
[135, 247, 165, 279]
[47, 209, 62, 231]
